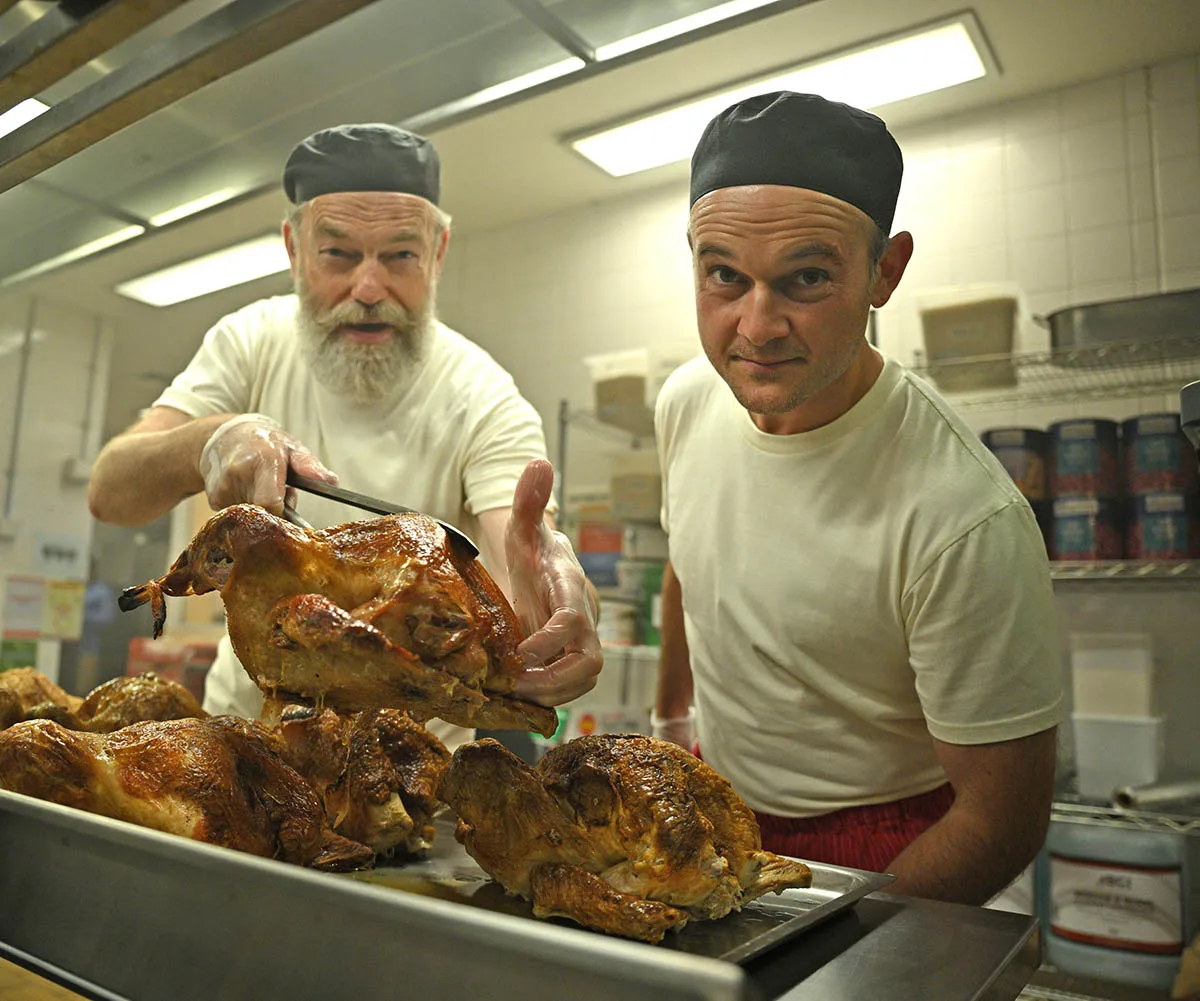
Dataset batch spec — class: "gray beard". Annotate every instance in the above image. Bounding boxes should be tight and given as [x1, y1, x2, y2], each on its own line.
[294, 276, 435, 404]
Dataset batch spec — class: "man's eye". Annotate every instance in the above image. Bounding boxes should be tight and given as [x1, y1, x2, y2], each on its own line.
[797, 268, 828, 285]
[388, 250, 417, 261]
[321, 247, 352, 258]
[710, 266, 741, 283]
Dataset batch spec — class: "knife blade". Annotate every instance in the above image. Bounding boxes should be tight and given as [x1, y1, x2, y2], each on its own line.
[285, 470, 480, 559]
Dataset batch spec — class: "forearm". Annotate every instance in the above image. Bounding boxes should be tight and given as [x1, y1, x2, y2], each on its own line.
[655, 561, 693, 717]
[88, 413, 233, 526]
[883, 797, 1049, 905]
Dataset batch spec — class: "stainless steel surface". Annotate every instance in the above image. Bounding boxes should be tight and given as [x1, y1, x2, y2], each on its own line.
[1041, 288, 1200, 364]
[285, 469, 480, 558]
[0, 786, 1045, 1001]
[0, 0, 186, 110]
[1114, 778, 1200, 811]
[0, 789, 744, 1001]
[0, 0, 386, 195]
[353, 818, 892, 966]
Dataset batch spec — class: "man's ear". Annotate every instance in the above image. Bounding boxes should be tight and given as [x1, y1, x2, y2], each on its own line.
[871, 231, 914, 309]
[283, 219, 299, 271]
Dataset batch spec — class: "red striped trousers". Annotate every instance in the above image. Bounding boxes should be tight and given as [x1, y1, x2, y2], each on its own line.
[754, 784, 957, 872]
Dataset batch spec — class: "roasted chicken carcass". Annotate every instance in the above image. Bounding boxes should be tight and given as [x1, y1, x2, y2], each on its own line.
[440, 734, 812, 943]
[0, 668, 81, 730]
[25, 672, 206, 732]
[119, 504, 556, 736]
[0, 715, 373, 871]
[273, 705, 450, 855]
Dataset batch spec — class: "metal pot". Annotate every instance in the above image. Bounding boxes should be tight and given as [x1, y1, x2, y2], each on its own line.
[1039, 287, 1200, 366]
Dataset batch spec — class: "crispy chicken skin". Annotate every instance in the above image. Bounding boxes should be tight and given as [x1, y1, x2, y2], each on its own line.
[118, 504, 557, 736]
[274, 705, 450, 856]
[440, 734, 812, 943]
[25, 672, 206, 732]
[0, 668, 82, 730]
[0, 715, 372, 870]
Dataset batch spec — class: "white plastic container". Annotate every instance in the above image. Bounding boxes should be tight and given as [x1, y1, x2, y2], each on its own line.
[1072, 713, 1164, 799]
[1070, 632, 1156, 717]
[918, 283, 1019, 391]
[1038, 807, 1200, 990]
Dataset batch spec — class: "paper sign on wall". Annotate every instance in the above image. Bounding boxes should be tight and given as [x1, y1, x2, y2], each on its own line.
[42, 579, 86, 640]
[0, 638, 38, 672]
[3, 576, 45, 638]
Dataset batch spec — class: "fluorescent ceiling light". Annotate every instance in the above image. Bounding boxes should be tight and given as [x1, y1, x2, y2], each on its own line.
[596, 0, 782, 61]
[149, 187, 246, 227]
[0, 98, 49, 140]
[405, 57, 585, 131]
[573, 17, 992, 177]
[115, 233, 289, 307]
[0, 225, 146, 287]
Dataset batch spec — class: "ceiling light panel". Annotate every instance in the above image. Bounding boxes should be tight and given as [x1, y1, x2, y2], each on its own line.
[0, 99, 50, 140]
[572, 16, 992, 177]
[115, 233, 289, 307]
[595, 0, 784, 60]
[148, 187, 247, 227]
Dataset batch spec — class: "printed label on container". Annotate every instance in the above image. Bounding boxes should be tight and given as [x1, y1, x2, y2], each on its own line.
[1049, 855, 1183, 953]
[991, 429, 1029, 447]
[1057, 441, 1100, 475]
[1061, 422, 1102, 440]
[1138, 417, 1179, 436]
[1134, 436, 1184, 474]
[1145, 493, 1187, 514]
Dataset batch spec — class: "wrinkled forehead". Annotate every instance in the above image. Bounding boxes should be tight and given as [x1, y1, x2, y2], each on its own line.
[302, 190, 438, 238]
[689, 184, 876, 249]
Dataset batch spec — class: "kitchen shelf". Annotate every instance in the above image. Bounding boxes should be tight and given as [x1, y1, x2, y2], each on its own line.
[912, 335, 1200, 411]
[1050, 798, 1200, 836]
[1050, 559, 1200, 582]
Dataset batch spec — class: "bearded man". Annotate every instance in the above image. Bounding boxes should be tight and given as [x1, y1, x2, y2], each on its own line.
[88, 124, 601, 742]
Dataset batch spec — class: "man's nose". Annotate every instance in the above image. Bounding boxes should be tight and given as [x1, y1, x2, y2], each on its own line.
[737, 284, 789, 344]
[350, 259, 386, 306]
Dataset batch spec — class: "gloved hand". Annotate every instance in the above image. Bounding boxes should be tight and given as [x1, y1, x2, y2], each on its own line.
[651, 707, 695, 751]
[505, 459, 602, 706]
[198, 413, 337, 515]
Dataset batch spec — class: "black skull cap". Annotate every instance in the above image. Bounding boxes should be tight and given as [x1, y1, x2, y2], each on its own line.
[283, 123, 441, 205]
[689, 91, 903, 233]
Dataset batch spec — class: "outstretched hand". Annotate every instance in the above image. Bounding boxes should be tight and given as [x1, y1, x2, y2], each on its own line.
[198, 413, 337, 514]
[505, 459, 602, 706]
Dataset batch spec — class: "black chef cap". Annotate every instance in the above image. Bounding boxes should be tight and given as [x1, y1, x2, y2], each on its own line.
[283, 123, 441, 205]
[689, 92, 903, 234]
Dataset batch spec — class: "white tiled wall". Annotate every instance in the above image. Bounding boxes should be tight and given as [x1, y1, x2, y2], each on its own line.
[0, 293, 114, 680]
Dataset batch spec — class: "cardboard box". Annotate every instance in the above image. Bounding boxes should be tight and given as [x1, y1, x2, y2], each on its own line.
[611, 473, 662, 523]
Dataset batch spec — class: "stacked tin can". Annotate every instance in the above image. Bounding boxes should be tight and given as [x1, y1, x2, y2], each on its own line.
[980, 428, 1053, 552]
[1049, 418, 1124, 561]
[1121, 413, 1200, 560]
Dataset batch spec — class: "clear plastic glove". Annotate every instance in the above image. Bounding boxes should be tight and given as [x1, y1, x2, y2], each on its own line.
[198, 413, 337, 515]
[651, 707, 695, 751]
[505, 458, 602, 706]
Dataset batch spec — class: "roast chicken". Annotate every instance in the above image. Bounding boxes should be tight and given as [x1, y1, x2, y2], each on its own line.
[272, 704, 450, 855]
[440, 734, 812, 943]
[0, 668, 82, 730]
[0, 715, 373, 870]
[24, 672, 206, 732]
[119, 504, 557, 737]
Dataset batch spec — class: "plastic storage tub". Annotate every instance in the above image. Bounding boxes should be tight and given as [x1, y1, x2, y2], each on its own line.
[1072, 713, 1164, 799]
[918, 284, 1018, 391]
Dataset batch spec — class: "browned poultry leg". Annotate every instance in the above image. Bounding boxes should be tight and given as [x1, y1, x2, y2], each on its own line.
[530, 862, 689, 943]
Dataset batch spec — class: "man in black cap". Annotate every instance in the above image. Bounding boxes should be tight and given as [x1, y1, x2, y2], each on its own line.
[89, 123, 601, 745]
[652, 93, 1062, 904]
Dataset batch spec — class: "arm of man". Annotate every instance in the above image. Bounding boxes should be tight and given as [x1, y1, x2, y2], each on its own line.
[88, 407, 234, 526]
[882, 726, 1057, 904]
[652, 561, 695, 748]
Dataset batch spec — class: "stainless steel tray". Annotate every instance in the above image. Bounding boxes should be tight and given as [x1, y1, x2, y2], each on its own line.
[352, 816, 893, 965]
[0, 790, 746, 1001]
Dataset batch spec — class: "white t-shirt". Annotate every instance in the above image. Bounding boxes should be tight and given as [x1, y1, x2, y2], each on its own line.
[655, 354, 1063, 817]
[155, 294, 551, 749]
